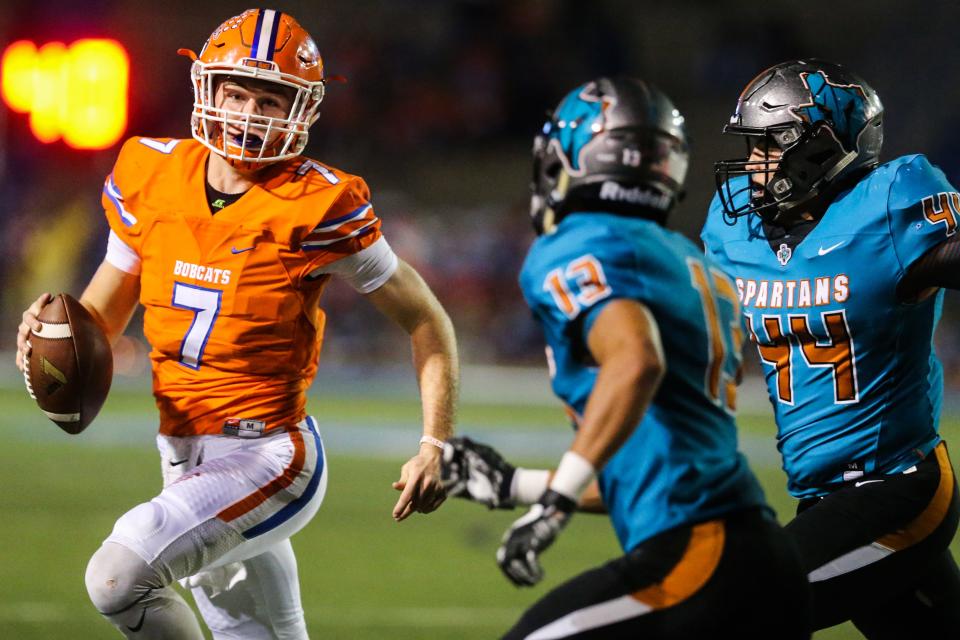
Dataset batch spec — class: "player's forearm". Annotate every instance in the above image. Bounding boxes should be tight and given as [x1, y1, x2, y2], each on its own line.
[569, 300, 665, 470]
[534, 300, 664, 507]
[365, 260, 459, 441]
[79, 261, 141, 345]
[577, 479, 607, 513]
[409, 307, 459, 442]
[571, 352, 663, 468]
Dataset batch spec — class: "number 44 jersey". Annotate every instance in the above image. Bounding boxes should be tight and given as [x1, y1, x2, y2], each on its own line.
[520, 213, 767, 553]
[103, 137, 383, 437]
[703, 154, 958, 498]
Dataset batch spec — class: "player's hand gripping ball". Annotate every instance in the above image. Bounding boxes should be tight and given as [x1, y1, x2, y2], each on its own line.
[23, 294, 112, 434]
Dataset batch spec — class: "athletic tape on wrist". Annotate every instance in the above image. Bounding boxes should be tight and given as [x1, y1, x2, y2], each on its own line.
[549, 451, 595, 502]
[511, 468, 551, 505]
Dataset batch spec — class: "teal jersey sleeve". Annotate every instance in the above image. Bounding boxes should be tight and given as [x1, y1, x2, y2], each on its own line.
[521, 222, 643, 353]
[576, 238, 643, 345]
[886, 154, 960, 280]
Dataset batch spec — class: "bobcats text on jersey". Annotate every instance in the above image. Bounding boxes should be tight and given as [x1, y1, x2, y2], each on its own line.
[104, 136, 381, 437]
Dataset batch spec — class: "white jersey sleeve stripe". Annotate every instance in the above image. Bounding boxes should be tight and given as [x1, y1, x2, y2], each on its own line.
[309, 204, 373, 233]
[307, 236, 399, 293]
[301, 218, 378, 250]
[105, 229, 142, 275]
[104, 175, 138, 227]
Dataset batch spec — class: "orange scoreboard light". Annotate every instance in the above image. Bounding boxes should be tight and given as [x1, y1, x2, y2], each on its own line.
[2, 38, 129, 150]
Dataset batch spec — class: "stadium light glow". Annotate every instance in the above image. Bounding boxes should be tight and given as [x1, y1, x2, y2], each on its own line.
[1, 40, 37, 113]
[1, 38, 129, 150]
[29, 42, 68, 144]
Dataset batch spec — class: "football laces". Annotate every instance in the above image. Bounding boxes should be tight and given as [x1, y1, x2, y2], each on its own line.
[22, 340, 36, 400]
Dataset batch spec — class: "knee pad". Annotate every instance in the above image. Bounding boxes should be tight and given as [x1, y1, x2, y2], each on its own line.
[85, 542, 162, 615]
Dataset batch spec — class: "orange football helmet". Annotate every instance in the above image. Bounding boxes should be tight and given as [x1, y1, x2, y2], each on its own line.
[179, 9, 326, 168]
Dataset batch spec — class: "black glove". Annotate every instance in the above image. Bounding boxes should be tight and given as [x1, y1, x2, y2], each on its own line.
[496, 489, 576, 586]
[441, 436, 516, 509]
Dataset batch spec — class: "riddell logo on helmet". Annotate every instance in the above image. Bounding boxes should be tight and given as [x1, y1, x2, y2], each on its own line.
[598, 181, 670, 210]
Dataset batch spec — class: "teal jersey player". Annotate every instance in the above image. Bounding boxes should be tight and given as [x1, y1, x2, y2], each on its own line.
[709, 59, 960, 637]
[704, 154, 955, 498]
[522, 212, 767, 551]
[443, 77, 810, 639]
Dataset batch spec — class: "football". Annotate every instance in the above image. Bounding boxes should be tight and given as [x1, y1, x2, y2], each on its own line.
[23, 293, 113, 434]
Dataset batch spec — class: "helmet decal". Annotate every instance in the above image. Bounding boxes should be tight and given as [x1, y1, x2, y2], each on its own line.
[793, 71, 869, 152]
[714, 60, 884, 224]
[548, 82, 615, 174]
[202, 13, 245, 57]
[530, 77, 689, 235]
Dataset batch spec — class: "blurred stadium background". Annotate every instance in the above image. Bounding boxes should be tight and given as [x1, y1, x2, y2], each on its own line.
[2, 1, 960, 638]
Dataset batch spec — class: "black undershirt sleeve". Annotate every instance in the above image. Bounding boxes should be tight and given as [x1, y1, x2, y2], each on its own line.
[897, 235, 960, 302]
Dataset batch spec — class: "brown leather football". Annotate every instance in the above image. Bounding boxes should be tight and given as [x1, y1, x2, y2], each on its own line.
[23, 294, 113, 434]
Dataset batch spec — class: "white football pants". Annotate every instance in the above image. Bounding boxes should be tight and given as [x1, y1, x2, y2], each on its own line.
[95, 417, 327, 639]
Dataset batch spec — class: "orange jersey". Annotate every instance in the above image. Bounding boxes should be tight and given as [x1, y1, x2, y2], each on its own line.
[102, 137, 382, 436]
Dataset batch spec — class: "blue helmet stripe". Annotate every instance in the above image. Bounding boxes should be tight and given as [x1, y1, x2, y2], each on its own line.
[251, 9, 279, 61]
[264, 11, 282, 61]
[250, 9, 266, 58]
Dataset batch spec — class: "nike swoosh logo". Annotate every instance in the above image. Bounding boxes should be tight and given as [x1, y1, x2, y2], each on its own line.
[855, 479, 884, 487]
[818, 241, 845, 256]
[231, 246, 254, 254]
[169, 459, 189, 467]
[126, 608, 146, 632]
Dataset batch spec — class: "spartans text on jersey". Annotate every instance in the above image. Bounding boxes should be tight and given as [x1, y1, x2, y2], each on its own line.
[736, 275, 849, 309]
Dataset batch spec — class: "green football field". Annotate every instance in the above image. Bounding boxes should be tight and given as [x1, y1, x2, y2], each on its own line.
[1, 385, 958, 639]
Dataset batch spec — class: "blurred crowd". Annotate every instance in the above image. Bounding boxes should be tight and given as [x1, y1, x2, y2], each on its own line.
[5, 0, 960, 385]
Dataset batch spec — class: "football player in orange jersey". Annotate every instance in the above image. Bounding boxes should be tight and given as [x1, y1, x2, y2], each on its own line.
[15, 9, 458, 639]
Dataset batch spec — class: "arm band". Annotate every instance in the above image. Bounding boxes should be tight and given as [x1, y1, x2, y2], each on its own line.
[105, 230, 141, 275]
[307, 237, 399, 293]
[548, 451, 596, 502]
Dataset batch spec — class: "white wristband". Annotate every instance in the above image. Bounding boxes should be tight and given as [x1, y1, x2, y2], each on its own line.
[419, 435, 445, 450]
[549, 451, 596, 502]
[511, 468, 551, 506]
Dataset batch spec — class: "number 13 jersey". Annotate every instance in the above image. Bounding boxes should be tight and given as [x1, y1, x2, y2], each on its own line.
[519, 213, 767, 553]
[703, 154, 957, 497]
[103, 137, 383, 437]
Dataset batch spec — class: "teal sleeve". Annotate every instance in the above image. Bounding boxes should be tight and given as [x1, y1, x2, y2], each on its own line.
[887, 155, 960, 277]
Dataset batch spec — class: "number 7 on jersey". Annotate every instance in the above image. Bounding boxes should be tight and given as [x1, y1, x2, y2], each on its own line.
[172, 282, 222, 369]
